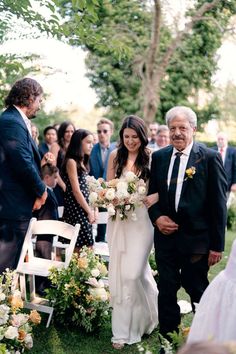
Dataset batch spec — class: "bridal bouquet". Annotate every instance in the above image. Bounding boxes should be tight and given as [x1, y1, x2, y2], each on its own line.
[86, 171, 147, 221]
[0, 269, 41, 354]
[46, 247, 110, 332]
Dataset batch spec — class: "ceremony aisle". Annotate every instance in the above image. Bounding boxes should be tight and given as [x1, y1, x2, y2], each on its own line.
[30, 231, 235, 354]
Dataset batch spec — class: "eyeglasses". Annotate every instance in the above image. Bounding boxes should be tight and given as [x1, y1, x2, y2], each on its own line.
[97, 129, 109, 134]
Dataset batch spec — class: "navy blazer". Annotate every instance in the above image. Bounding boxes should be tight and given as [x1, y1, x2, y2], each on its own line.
[212, 146, 236, 191]
[148, 142, 227, 254]
[89, 142, 116, 180]
[38, 141, 49, 159]
[0, 106, 45, 220]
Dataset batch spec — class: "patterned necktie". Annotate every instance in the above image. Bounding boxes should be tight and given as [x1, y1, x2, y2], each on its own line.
[168, 152, 182, 212]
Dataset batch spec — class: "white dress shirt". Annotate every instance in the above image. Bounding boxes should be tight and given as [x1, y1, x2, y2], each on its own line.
[218, 146, 227, 165]
[167, 141, 194, 211]
[14, 105, 32, 136]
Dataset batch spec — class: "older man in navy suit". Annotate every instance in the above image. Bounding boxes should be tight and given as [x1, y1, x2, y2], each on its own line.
[148, 106, 227, 350]
[0, 78, 47, 273]
[89, 118, 116, 242]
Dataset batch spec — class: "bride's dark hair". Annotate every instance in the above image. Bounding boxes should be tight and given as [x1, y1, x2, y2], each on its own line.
[114, 115, 150, 181]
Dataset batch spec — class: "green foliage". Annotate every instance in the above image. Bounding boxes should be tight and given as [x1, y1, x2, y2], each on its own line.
[83, 1, 236, 125]
[46, 247, 110, 332]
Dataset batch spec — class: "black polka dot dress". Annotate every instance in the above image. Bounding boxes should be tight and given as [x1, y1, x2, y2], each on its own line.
[63, 169, 93, 248]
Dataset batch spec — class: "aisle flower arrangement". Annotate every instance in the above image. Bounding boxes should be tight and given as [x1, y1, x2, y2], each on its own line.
[86, 171, 147, 221]
[46, 247, 110, 332]
[0, 269, 41, 354]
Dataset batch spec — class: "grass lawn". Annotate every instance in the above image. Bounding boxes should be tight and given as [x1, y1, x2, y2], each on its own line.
[31, 231, 236, 354]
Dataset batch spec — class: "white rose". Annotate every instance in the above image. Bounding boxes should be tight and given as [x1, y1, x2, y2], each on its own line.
[107, 206, 116, 216]
[24, 333, 33, 349]
[91, 268, 100, 277]
[105, 188, 115, 200]
[138, 186, 146, 195]
[0, 292, 6, 301]
[4, 326, 18, 340]
[125, 204, 131, 211]
[125, 171, 136, 182]
[89, 192, 98, 204]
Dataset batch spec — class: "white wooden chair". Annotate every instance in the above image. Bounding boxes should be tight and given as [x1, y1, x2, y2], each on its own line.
[94, 211, 109, 262]
[16, 218, 80, 327]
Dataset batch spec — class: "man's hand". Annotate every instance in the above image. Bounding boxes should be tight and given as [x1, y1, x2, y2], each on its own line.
[155, 215, 179, 235]
[208, 250, 222, 266]
[32, 190, 48, 211]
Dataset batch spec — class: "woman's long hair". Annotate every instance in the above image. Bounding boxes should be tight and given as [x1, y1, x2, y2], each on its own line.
[57, 121, 75, 149]
[114, 115, 150, 181]
[62, 129, 92, 174]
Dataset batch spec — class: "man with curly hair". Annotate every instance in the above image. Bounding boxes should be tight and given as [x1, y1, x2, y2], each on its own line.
[0, 78, 47, 273]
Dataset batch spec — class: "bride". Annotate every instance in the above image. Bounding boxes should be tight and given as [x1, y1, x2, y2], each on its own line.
[106, 115, 158, 349]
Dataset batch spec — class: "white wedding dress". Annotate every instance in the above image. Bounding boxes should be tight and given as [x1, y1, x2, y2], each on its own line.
[107, 201, 158, 345]
[187, 239, 236, 343]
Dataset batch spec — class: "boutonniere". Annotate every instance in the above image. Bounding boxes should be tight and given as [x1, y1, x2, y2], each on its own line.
[185, 166, 196, 180]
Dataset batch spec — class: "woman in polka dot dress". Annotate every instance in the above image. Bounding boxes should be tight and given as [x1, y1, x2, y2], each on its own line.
[62, 129, 96, 252]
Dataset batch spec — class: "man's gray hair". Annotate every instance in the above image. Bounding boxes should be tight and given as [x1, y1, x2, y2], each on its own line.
[165, 106, 197, 128]
[157, 125, 169, 134]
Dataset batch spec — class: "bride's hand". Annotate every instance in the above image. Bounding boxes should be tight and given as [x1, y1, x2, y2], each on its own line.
[144, 193, 159, 208]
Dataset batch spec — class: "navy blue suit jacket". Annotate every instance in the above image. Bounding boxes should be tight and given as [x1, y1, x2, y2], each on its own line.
[38, 142, 49, 159]
[212, 146, 236, 191]
[0, 106, 45, 220]
[89, 142, 116, 179]
[148, 142, 227, 254]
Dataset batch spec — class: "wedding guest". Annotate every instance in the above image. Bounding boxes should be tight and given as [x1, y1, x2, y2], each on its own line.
[147, 121, 159, 150]
[177, 341, 234, 354]
[148, 106, 227, 352]
[50, 121, 75, 206]
[33, 163, 59, 295]
[38, 125, 58, 158]
[89, 118, 116, 242]
[31, 123, 40, 146]
[155, 125, 170, 150]
[212, 131, 236, 193]
[62, 129, 96, 253]
[0, 77, 47, 273]
[106, 115, 158, 349]
[187, 239, 236, 343]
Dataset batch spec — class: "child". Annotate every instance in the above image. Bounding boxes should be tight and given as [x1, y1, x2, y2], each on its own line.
[33, 163, 59, 295]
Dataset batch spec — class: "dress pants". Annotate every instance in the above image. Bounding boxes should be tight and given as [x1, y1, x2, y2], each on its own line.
[156, 247, 209, 338]
[0, 219, 29, 274]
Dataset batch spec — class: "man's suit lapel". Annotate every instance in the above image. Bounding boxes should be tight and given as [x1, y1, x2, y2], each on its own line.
[96, 144, 103, 169]
[162, 147, 173, 202]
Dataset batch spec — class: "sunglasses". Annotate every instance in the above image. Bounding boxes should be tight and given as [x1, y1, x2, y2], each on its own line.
[97, 129, 109, 134]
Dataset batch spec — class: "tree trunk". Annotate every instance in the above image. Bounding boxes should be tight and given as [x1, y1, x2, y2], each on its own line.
[141, 0, 222, 125]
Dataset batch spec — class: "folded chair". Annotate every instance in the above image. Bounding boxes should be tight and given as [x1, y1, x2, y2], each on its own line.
[16, 218, 80, 327]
